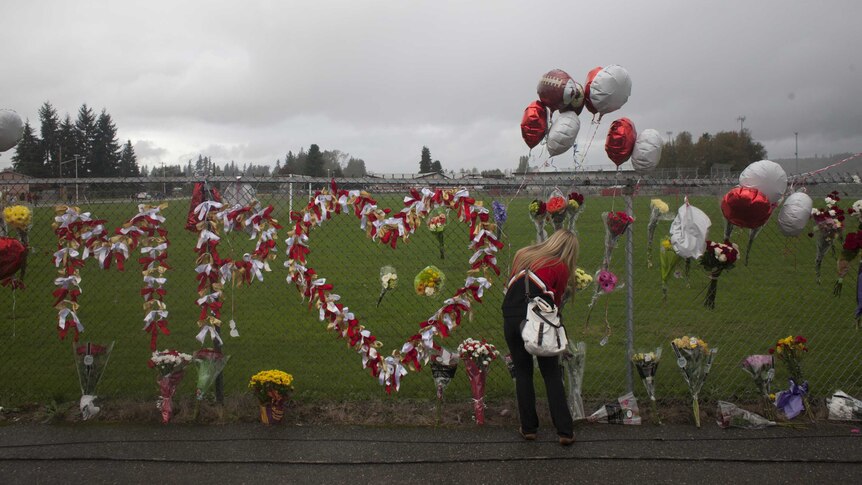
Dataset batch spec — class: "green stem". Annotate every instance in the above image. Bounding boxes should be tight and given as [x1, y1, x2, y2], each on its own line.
[693, 395, 701, 428]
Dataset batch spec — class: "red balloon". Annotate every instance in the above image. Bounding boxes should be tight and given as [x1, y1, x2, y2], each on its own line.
[583, 66, 602, 115]
[0, 237, 26, 280]
[536, 69, 574, 112]
[520, 100, 548, 149]
[721, 187, 773, 229]
[605, 117, 637, 165]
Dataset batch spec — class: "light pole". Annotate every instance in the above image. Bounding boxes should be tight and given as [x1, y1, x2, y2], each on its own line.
[737, 116, 746, 133]
[795, 132, 799, 174]
[161, 161, 166, 196]
[59, 155, 80, 203]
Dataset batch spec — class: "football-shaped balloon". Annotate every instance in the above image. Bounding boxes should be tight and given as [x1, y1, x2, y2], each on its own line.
[546, 111, 581, 157]
[537, 69, 576, 112]
[520, 100, 548, 149]
[0, 109, 24, 152]
[0, 237, 26, 280]
[605, 117, 637, 165]
[585, 65, 632, 116]
[569, 81, 585, 114]
[777, 192, 813, 237]
[721, 187, 773, 229]
[630, 129, 663, 173]
[739, 160, 788, 204]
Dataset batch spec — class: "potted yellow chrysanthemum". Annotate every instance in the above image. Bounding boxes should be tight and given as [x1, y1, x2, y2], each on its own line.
[248, 370, 294, 424]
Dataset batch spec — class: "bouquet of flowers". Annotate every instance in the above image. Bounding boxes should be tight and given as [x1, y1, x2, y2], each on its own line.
[601, 211, 634, 269]
[566, 192, 585, 234]
[770, 335, 814, 421]
[585, 269, 621, 341]
[427, 207, 448, 259]
[249, 369, 294, 424]
[562, 341, 587, 420]
[574, 268, 593, 292]
[74, 341, 115, 420]
[414, 265, 445, 297]
[740, 354, 777, 420]
[671, 335, 717, 428]
[587, 392, 642, 425]
[430, 347, 459, 425]
[546, 191, 568, 231]
[811, 191, 845, 283]
[457, 338, 499, 425]
[376, 265, 397, 307]
[716, 401, 777, 429]
[659, 237, 681, 301]
[1, 204, 31, 289]
[192, 348, 230, 418]
[491, 200, 507, 240]
[149, 349, 193, 424]
[646, 199, 672, 268]
[834, 229, 862, 296]
[826, 391, 862, 421]
[632, 347, 662, 424]
[700, 240, 739, 309]
[528, 199, 547, 243]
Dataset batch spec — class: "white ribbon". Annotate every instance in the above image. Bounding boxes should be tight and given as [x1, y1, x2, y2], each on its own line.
[220, 261, 234, 283]
[195, 292, 221, 306]
[472, 229, 497, 245]
[215, 204, 244, 232]
[195, 325, 224, 345]
[420, 326, 438, 351]
[143, 310, 169, 329]
[469, 247, 498, 266]
[314, 194, 333, 223]
[196, 230, 221, 249]
[143, 275, 167, 287]
[359, 204, 377, 230]
[372, 217, 406, 238]
[119, 226, 146, 237]
[134, 204, 166, 223]
[81, 224, 105, 241]
[245, 254, 265, 282]
[194, 201, 223, 221]
[54, 275, 82, 289]
[58, 308, 83, 333]
[245, 207, 271, 239]
[53, 247, 80, 267]
[91, 245, 111, 268]
[140, 243, 168, 257]
[464, 276, 491, 299]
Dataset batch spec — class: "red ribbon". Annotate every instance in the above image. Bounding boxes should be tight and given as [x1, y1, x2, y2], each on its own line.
[147, 319, 170, 351]
[471, 254, 500, 275]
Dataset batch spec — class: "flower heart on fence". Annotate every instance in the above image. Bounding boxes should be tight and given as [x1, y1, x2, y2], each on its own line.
[284, 181, 502, 393]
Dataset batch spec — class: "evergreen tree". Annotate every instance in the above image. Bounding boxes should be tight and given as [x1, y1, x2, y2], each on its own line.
[74, 104, 97, 176]
[140, 165, 150, 177]
[419, 146, 432, 173]
[516, 155, 530, 174]
[10, 121, 44, 177]
[90, 109, 121, 176]
[274, 159, 281, 175]
[431, 159, 442, 174]
[57, 115, 78, 177]
[38, 102, 60, 177]
[118, 140, 140, 177]
[282, 150, 302, 174]
[343, 157, 367, 177]
[305, 144, 325, 177]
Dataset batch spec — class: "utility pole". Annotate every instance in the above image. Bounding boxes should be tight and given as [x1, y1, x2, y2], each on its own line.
[795, 132, 799, 174]
[161, 161, 166, 196]
[737, 116, 746, 133]
[666, 131, 673, 144]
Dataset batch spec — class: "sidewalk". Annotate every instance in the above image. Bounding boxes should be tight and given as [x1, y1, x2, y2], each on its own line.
[1, 422, 861, 483]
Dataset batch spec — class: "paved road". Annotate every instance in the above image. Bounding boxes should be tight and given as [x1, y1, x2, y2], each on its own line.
[0, 422, 860, 483]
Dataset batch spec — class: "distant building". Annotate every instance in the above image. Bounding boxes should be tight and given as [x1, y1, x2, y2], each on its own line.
[0, 170, 30, 201]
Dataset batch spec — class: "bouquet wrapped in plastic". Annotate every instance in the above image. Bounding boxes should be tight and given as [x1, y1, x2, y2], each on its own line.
[659, 237, 680, 301]
[700, 240, 739, 310]
[826, 391, 862, 421]
[561, 341, 587, 420]
[74, 341, 115, 420]
[716, 401, 777, 429]
[632, 347, 662, 424]
[601, 211, 634, 269]
[249, 369, 294, 424]
[414, 265, 445, 298]
[1, 204, 31, 292]
[740, 354, 777, 420]
[587, 392, 642, 425]
[529, 199, 548, 243]
[376, 265, 397, 307]
[430, 347, 459, 425]
[457, 338, 499, 425]
[811, 191, 844, 283]
[646, 199, 672, 268]
[192, 348, 230, 418]
[427, 207, 448, 259]
[566, 192, 585, 234]
[585, 269, 622, 344]
[834, 229, 862, 297]
[149, 349, 192, 424]
[546, 191, 568, 231]
[671, 336, 717, 427]
[491, 200, 507, 240]
[770, 335, 814, 421]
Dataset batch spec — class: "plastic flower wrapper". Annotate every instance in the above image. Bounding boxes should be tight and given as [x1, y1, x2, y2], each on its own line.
[659, 237, 680, 301]
[646, 199, 672, 268]
[566, 191, 585, 234]
[503, 353, 516, 381]
[192, 348, 230, 418]
[585, 269, 623, 342]
[632, 347, 662, 424]
[769, 335, 814, 421]
[457, 338, 499, 425]
[427, 207, 448, 259]
[699, 240, 739, 310]
[587, 391, 642, 425]
[430, 347, 459, 400]
[546, 190, 568, 231]
[601, 211, 634, 269]
[528, 199, 547, 243]
[671, 336, 717, 428]
[376, 265, 397, 307]
[740, 354, 777, 421]
[833, 229, 862, 296]
[810, 191, 845, 283]
[414, 265, 445, 298]
[491, 200, 507, 240]
[826, 391, 862, 421]
[561, 341, 587, 420]
[149, 349, 192, 424]
[716, 401, 777, 429]
[73, 341, 115, 420]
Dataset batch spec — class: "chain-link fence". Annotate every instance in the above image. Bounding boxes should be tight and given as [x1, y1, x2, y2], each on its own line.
[1, 172, 861, 408]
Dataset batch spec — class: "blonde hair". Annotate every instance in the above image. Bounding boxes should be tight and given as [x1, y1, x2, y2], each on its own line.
[511, 230, 579, 290]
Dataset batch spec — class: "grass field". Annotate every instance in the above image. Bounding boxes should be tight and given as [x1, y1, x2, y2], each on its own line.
[1, 186, 861, 408]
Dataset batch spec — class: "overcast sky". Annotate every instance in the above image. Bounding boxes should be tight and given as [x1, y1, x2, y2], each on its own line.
[1, 0, 859, 174]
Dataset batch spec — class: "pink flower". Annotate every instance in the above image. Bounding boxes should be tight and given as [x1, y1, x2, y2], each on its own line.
[597, 270, 618, 293]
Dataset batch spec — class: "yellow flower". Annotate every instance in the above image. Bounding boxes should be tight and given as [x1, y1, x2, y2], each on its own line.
[650, 199, 669, 214]
[3, 205, 31, 232]
[661, 237, 673, 250]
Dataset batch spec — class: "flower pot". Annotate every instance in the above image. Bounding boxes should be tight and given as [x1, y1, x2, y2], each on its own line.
[259, 402, 285, 425]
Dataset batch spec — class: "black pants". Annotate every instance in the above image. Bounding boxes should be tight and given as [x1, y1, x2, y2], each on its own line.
[504, 316, 573, 437]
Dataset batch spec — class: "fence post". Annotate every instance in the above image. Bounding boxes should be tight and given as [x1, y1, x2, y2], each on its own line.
[625, 188, 634, 395]
[289, 182, 293, 213]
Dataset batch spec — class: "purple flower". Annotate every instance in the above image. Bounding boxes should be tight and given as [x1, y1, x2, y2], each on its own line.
[492, 200, 507, 225]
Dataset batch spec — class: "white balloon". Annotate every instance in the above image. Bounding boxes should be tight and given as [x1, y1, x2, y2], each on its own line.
[630, 129, 663, 173]
[777, 192, 813, 237]
[546, 111, 580, 157]
[0, 109, 24, 152]
[739, 160, 787, 204]
[670, 202, 711, 259]
[588, 65, 632, 116]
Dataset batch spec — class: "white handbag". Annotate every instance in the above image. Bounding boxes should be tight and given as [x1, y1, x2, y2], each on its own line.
[520, 271, 568, 357]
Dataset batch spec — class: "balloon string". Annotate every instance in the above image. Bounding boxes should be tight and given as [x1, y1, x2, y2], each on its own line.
[577, 119, 602, 166]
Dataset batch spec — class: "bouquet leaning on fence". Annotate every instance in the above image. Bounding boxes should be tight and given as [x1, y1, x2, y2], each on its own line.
[249, 370, 294, 425]
[492, 200, 507, 240]
[149, 349, 192, 424]
[529, 199, 548, 243]
[811, 191, 844, 284]
[430, 347, 459, 425]
[457, 338, 499, 425]
[192, 348, 230, 418]
[671, 336, 717, 428]
[547, 191, 568, 231]
[700, 240, 739, 310]
[646, 199, 671, 268]
[659, 237, 681, 301]
[632, 347, 662, 424]
[770, 335, 815, 421]
[561, 341, 587, 421]
[740, 354, 777, 421]
[834, 229, 862, 298]
[414, 265, 445, 298]
[427, 207, 448, 259]
[74, 341, 115, 420]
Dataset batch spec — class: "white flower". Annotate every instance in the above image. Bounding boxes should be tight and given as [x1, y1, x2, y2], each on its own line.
[853, 200, 862, 214]
[825, 197, 835, 206]
[829, 209, 836, 217]
[425, 287, 435, 296]
[718, 254, 727, 263]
